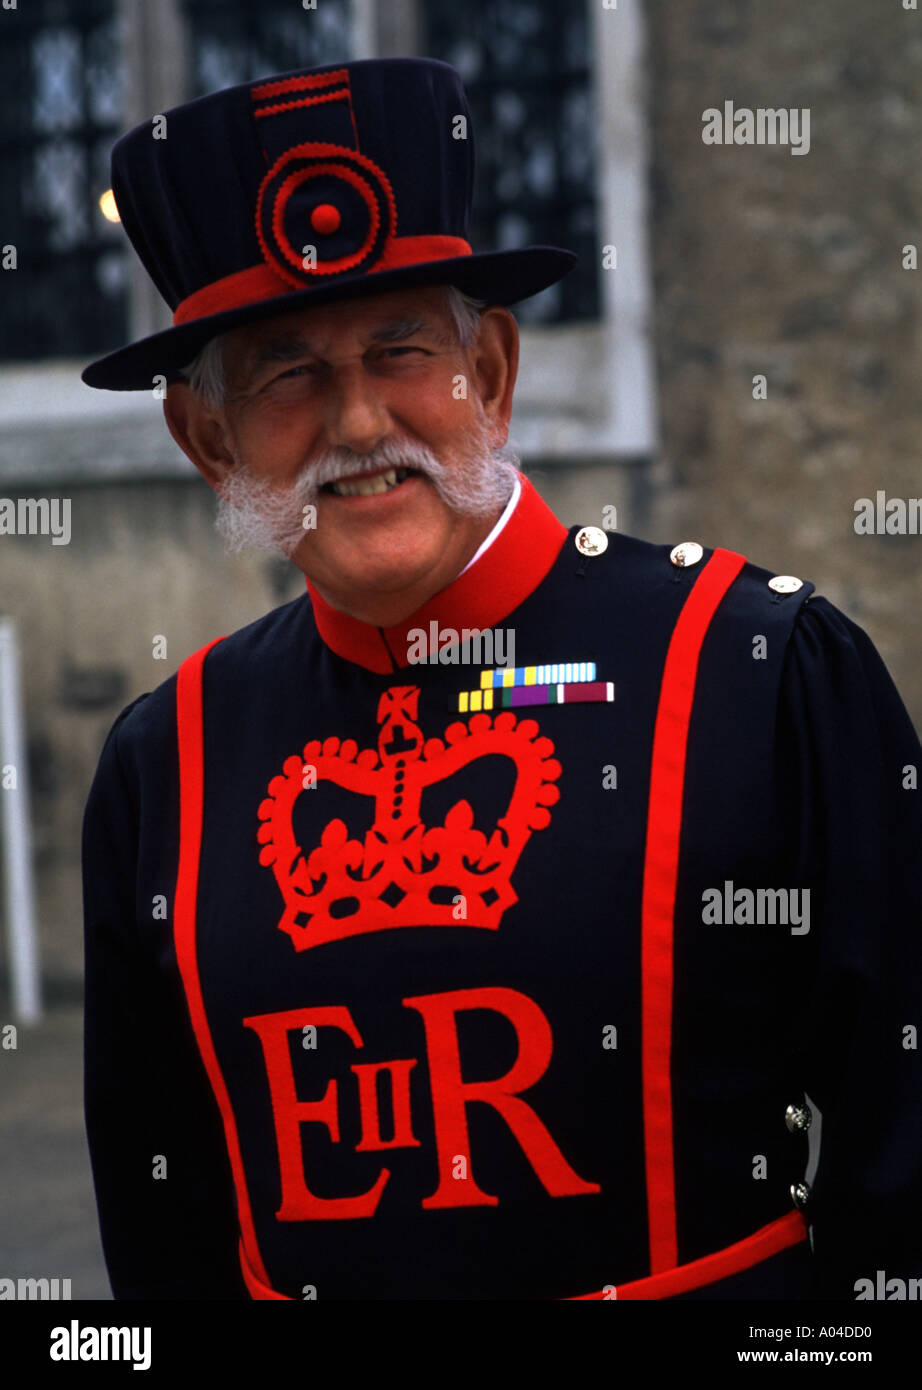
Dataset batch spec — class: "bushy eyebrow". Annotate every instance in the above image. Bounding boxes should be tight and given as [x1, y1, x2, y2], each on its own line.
[370, 316, 427, 344]
[243, 315, 435, 378]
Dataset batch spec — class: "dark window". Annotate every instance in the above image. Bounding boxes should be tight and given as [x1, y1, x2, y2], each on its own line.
[181, 0, 353, 97]
[423, 0, 599, 324]
[0, 0, 126, 362]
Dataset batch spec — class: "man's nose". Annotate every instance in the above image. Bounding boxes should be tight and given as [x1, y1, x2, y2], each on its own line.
[321, 364, 391, 454]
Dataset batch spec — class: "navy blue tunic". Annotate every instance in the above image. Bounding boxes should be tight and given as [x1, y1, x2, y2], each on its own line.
[82, 479, 922, 1299]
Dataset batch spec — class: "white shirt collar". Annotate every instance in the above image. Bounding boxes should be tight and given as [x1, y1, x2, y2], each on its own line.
[456, 473, 522, 579]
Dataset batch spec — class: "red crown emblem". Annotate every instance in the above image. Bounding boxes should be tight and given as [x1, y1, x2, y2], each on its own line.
[256, 686, 561, 952]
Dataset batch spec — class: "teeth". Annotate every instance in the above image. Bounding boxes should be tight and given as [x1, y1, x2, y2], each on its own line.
[330, 467, 408, 497]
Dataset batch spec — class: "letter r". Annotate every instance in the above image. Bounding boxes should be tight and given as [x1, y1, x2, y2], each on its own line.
[403, 986, 601, 1208]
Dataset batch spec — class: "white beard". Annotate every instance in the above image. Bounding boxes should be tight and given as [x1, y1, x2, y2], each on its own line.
[213, 427, 520, 560]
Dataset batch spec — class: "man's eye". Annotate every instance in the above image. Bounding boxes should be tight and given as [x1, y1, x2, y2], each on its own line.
[267, 347, 425, 386]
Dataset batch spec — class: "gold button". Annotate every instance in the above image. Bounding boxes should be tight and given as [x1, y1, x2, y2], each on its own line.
[768, 575, 803, 594]
[575, 526, 608, 557]
[669, 541, 703, 568]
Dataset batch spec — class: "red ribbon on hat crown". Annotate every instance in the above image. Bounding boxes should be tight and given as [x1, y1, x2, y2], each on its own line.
[172, 236, 473, 327]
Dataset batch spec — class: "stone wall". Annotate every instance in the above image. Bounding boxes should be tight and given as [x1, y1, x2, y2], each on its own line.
[643, 0, 922, 729]
[0, 474, 305, 988]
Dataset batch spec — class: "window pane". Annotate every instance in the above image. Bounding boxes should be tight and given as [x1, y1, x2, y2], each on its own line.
[0, 0, 126, 363]
[181, 0, 354, 96]
[424, 0, 600, 323]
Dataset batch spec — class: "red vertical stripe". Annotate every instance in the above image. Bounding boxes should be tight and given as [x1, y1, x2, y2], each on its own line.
[174, 637, 276, 1294]
[641, 548, 746, 1272]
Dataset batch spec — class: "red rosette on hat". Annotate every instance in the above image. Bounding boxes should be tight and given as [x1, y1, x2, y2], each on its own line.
[255, 141, 397, 285]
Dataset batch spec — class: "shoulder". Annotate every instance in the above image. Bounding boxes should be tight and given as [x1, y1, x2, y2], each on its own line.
[569, 523, 817, 640]
[592, 529, 910, 717]
[195, 588, 313, 675]
[103, 590, 315, 760]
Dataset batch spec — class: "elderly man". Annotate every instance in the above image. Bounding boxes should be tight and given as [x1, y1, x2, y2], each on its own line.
[164, 283, 522, 625]
[82, 57, 922, 1302]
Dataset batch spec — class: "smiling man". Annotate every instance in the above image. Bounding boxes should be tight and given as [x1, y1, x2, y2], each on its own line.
[81, 57, 922, 1304]
[163, 284, 521, 625]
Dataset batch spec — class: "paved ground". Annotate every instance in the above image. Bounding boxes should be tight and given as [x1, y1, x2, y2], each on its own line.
[0, 995, 111, 1299]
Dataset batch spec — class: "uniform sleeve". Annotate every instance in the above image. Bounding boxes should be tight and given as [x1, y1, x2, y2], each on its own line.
[777, 596, 922, 1299]
[82, 700, 248, 1299]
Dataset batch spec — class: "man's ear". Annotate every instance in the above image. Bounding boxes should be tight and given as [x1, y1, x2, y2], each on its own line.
[162, 380, 236, 490]
[468, 306, 519, 448]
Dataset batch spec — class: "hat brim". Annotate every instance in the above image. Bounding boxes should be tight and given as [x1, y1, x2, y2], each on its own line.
[81, 246, 577, 391]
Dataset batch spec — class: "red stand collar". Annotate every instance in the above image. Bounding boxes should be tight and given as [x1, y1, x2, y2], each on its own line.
[304, 473, 568, 673]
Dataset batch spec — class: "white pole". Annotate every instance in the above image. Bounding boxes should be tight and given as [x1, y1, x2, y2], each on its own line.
[591, 0, 661, 458]
[0, 617, 41, 1023]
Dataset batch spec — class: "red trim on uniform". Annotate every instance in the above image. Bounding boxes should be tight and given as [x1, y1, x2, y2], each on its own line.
[238, 1239, 292, 1300]
[174, 636, 276, 1294]
[640, 547, 746, 1273]
[251, 71, 349, 101]
[171, 237, 473, 326]
[241, 1209, 808, 1301]
[565, 1210, 809, 1301]
[305, 473, 569, 673]
[304, 585, 395, 675]
[254, 91, 351, 119]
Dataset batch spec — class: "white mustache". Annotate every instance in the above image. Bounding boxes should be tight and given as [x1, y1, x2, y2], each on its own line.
[213, 434, 520, 559]
[300, 437, 447, 497]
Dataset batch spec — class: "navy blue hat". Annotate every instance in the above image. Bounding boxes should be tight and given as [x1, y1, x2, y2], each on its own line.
[82, 56, 577, 391]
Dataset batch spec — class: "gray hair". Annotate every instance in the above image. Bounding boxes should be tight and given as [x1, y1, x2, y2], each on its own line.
[177, 284, 487, 409]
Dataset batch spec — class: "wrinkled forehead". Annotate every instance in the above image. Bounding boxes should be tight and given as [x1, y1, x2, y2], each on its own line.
[224, 283, 457, 375]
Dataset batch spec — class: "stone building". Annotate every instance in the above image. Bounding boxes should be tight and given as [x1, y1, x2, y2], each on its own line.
[0, 0, 919, 997]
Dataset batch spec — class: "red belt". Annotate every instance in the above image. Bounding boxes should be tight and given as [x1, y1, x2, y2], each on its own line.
[239, 1210, 809, 1300]
[563, 1209, 809, 1300]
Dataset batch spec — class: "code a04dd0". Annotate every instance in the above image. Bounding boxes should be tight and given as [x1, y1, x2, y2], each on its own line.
[748, 1327, 871, 1339]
